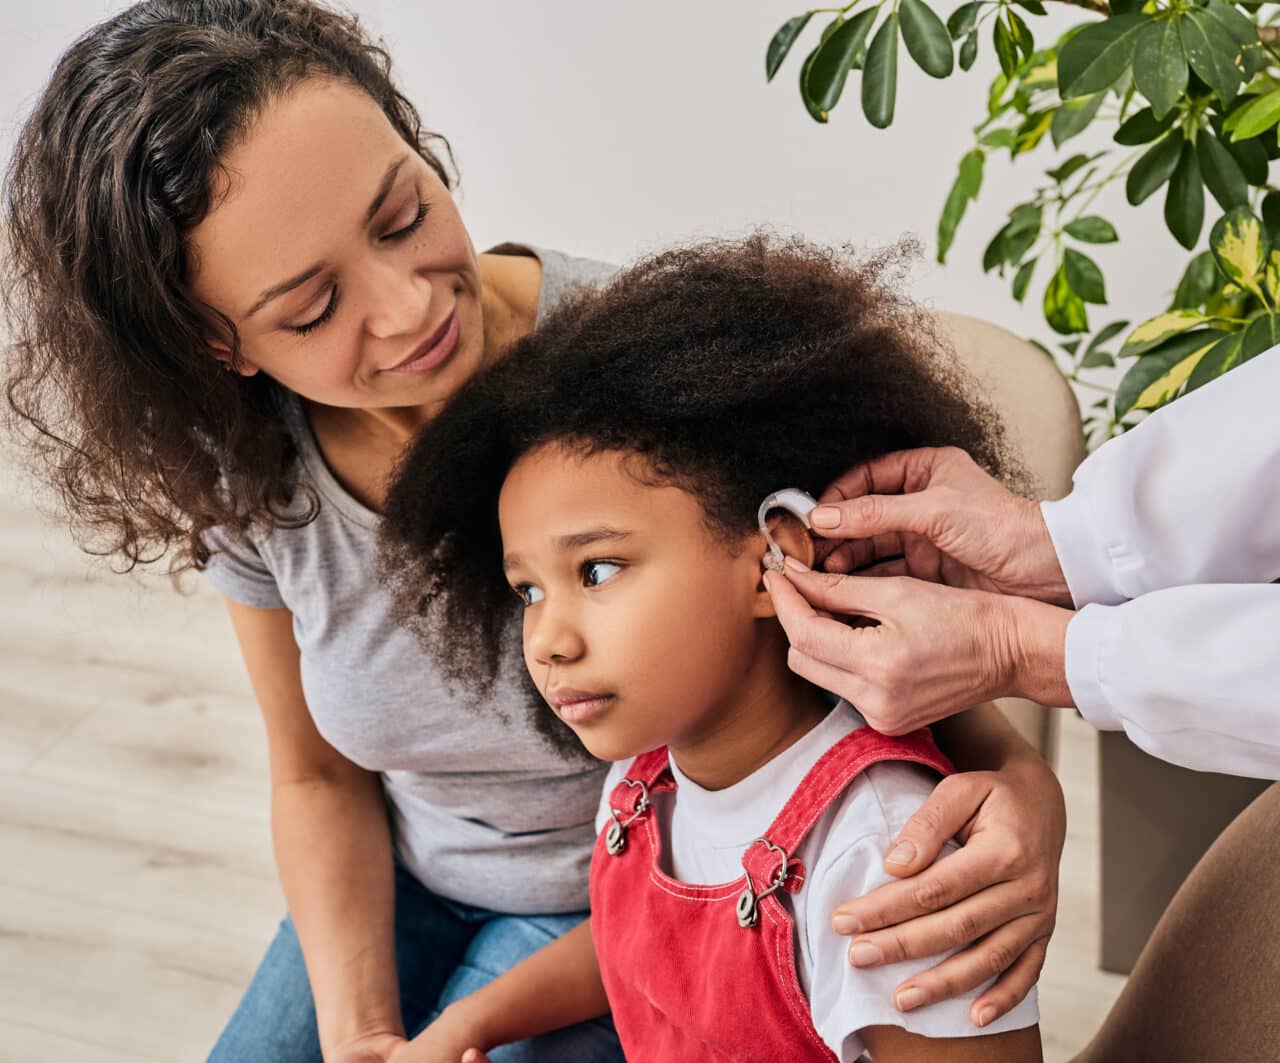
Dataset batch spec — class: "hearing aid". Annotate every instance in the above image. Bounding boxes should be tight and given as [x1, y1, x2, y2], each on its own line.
[757, 487, 820, 573]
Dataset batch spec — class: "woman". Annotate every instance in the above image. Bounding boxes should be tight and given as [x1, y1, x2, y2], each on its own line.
[2, 2, 1064, 1059]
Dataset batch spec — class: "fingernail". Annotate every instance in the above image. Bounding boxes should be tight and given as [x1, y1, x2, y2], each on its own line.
[849, 941, 883, 967]
[976, 1005, 997, 1027]
[886, 840, 917, 867]
[896, 986, 927, 1012]
[811, 506, 840, 529]
[784, 556, 810, 572]
[832, 912, 860, 935]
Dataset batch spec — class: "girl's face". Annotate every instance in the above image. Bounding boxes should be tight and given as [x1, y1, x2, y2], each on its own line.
[498, 443, 785, 763]
[188, 77, 488, 414]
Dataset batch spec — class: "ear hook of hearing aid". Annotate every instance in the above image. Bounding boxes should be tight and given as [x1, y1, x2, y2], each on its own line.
[758, 488, 820, 574]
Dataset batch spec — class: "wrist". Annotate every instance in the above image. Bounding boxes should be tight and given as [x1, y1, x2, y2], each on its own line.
[439, 994, 501, 1053]
[1016, 499, 1072, 608]
[1004, 595, 1075, 708]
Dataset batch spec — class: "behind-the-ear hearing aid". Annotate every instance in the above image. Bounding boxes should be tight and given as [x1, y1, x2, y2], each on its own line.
[757, 487, 819, 573]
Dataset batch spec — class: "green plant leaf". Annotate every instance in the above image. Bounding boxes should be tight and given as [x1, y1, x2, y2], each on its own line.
[1116, 329, 1222, 416]
[1080, 347, 1117, 368]
[1172, 250, 1219, 309]
[1133, 19, 1188, 119]
[1014, 109, 1055, 155]
[1012, 256, 1037, 301]
[1064, 247, 1108, 303]
[1185, 330, 1243, 392]
[1064, 216, 1119, 243]
[1044, 265, 1090, 334]
[799, 46, 830, 123]
[1084, 319, 1132, 356]
[1126, 132, 1183, 205]
[1201, 0, 1263, 80]
[1227, 88, 1280, 141]
[1048, 152, 1103, 183]
[1196, 131, 1250, 210]
[1225, 135, 1268, 185]
[1180, 10, 1245, 106]
[1058, 13, 1149, 99]
[980, 128, 1016, 149]
[1262, 192, 1280, 246]
[1165, 142, 1205, 250]
[959, 30, 979, 70]
[862, 13, 901, 129]
[1240, 311, 1280, 360]
[993, 17, 1018, 78]
[767, 13, 815, 81]
[1114, 107, 1177, 145]
[1051, 92, 1105, 148]
[900, 0, 954, 78]
[938, 149, 985, 262]
[947, 1, 981, 40]
[806, 8, 881, 111]
[1014, 0, 1047, 14]
[1210, 206, 1269, 299]
[1007, 10, 1034, 60]
[1121, 309, 1218, 356]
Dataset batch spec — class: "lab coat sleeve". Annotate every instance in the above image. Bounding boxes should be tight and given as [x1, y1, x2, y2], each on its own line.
[1066, 584, 1280, 779]
[1040, 346, 1280, 606]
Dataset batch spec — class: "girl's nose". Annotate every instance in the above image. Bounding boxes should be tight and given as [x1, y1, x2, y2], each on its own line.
[527, 607, 587, 668]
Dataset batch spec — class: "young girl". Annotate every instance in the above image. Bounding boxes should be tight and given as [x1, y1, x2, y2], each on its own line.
[378, 235, 1043, 1062]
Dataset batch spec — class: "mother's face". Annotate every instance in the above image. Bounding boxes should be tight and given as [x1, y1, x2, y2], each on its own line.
[188, 77, 486, 413]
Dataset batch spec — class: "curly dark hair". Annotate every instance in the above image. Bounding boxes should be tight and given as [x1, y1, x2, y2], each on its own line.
[379, 234, 1019, 729]
[2, 0, 453, 572]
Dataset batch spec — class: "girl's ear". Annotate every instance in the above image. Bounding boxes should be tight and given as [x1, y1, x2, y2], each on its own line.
[751, 512, 815, 619]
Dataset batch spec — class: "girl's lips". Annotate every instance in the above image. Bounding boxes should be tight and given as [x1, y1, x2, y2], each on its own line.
[385, 310, 459, 374]
[554, 695, 615, 725]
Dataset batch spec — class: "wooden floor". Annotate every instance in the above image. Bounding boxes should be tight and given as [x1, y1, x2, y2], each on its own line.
[0, 461, 1126, 1063]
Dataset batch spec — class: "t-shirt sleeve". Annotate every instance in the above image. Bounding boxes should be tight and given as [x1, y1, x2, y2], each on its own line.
[802, 764, 1039, 1060]
[201, 523, 287, 609]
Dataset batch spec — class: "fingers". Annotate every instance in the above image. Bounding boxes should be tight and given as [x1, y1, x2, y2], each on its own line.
[820, 448, 944, 505]
[888, 914, 1049, 1015]
[969, 934, 1049, 1027]
[776, 563, 898, 620]
[462, 1052, 492, 1063]
[880, 774, 993, 878]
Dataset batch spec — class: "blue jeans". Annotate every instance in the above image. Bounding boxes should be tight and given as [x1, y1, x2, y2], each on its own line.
[208, 861, 621, 1062]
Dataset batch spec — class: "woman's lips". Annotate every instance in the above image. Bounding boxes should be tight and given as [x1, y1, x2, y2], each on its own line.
[385, 309, 459, 374]
[550, 692, 616, 725]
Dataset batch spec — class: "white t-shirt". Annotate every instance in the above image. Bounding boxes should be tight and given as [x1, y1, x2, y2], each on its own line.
[594, 702, 1039, 1061]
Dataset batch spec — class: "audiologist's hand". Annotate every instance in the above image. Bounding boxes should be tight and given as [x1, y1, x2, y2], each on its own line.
[814, 447, 1073, 608]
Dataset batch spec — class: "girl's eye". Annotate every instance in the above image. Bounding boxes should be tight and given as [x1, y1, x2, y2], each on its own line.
[513, 583, 544, 607]
[289, 286, 340, 336]
[583, 561, 623, 588]
[383, 198, 429, 242]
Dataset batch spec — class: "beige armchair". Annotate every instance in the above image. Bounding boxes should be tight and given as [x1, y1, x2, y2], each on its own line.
[934, 310, 1086, 766]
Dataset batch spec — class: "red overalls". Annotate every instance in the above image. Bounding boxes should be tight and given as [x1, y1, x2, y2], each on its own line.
[590, 726, 955, 1062]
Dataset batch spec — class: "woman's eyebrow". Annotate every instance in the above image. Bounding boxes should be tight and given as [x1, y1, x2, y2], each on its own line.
[243, 155, 409, 319]
[502, 527, 634, 573]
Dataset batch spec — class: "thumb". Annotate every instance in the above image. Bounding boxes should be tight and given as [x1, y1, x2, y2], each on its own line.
[882, 774, 990, 878]
[810, 491, 941, 544]
[463, 1052, 493, 1063]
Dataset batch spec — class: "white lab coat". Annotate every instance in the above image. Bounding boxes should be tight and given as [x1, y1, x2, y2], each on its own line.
[1040, 345, 1280, 780]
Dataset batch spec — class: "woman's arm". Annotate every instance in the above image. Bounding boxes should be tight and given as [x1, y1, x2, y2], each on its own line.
[834, 704, 1064, 1027]
[860, 1022, 1042, 1063]
[225, 600, 406, 1062]
[404, 919, 608, 1059]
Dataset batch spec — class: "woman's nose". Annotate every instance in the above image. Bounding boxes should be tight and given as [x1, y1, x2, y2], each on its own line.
[362, 259, 433, 341]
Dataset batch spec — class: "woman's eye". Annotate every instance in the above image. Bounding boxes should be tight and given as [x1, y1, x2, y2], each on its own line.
[583, 561, 623, 588]
[513, 584, 544, 607]
[383, 198, 429, 242]
[288, 287, 339, 336]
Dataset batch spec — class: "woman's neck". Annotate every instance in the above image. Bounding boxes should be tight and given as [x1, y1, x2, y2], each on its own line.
[667, 625, 833, 792]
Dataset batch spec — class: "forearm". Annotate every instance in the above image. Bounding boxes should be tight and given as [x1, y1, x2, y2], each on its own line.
[446, 919, 609, 1049]
[272, 768, 401, 1056]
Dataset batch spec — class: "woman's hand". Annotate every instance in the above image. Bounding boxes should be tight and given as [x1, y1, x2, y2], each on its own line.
[833, 755, 1066, 1027]
[764, 563, 1073, 734]
[385, 1003, 494, 1063]
[814, 447, 1073, 608]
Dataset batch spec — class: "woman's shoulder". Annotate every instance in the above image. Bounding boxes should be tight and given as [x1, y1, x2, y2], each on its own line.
[483, 242, 620, 321]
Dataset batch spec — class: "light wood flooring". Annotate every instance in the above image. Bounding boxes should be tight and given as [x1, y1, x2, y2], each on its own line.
[0, 462, 1125, 1063]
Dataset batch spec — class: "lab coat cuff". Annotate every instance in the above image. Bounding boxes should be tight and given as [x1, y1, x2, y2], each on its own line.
[1040, 495, 1125, 608]
[1064, 603, 1124, 732]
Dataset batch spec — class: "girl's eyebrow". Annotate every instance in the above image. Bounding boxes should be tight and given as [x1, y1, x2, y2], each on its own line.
[502, 527, 634, 573]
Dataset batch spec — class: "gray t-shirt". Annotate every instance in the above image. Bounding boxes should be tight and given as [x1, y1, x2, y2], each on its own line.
[204, 246, 618, 915]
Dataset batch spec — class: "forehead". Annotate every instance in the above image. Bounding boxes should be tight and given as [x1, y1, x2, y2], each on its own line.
[187, 77, 409, 312]
[499, 446, 708, 544]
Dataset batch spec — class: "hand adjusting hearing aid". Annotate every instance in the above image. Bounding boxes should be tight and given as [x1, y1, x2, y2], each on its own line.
[757, 487, 820, 573]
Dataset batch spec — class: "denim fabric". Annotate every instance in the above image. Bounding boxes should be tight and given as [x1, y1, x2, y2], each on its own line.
[208, 861, 621, 1062]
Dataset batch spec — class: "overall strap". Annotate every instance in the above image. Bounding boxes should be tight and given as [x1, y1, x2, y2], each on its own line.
[601, 748, 674, 858]
[740, 727, 954, 897]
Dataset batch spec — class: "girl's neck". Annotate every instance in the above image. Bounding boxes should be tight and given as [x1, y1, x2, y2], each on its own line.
[667, 625, 833, 792]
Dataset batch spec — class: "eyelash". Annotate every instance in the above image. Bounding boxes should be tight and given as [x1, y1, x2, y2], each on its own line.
[512, 560, 624, 606]
[288, 198, 431, 336]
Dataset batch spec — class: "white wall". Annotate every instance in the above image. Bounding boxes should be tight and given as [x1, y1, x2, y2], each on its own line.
[1, 1, 1179, 353]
